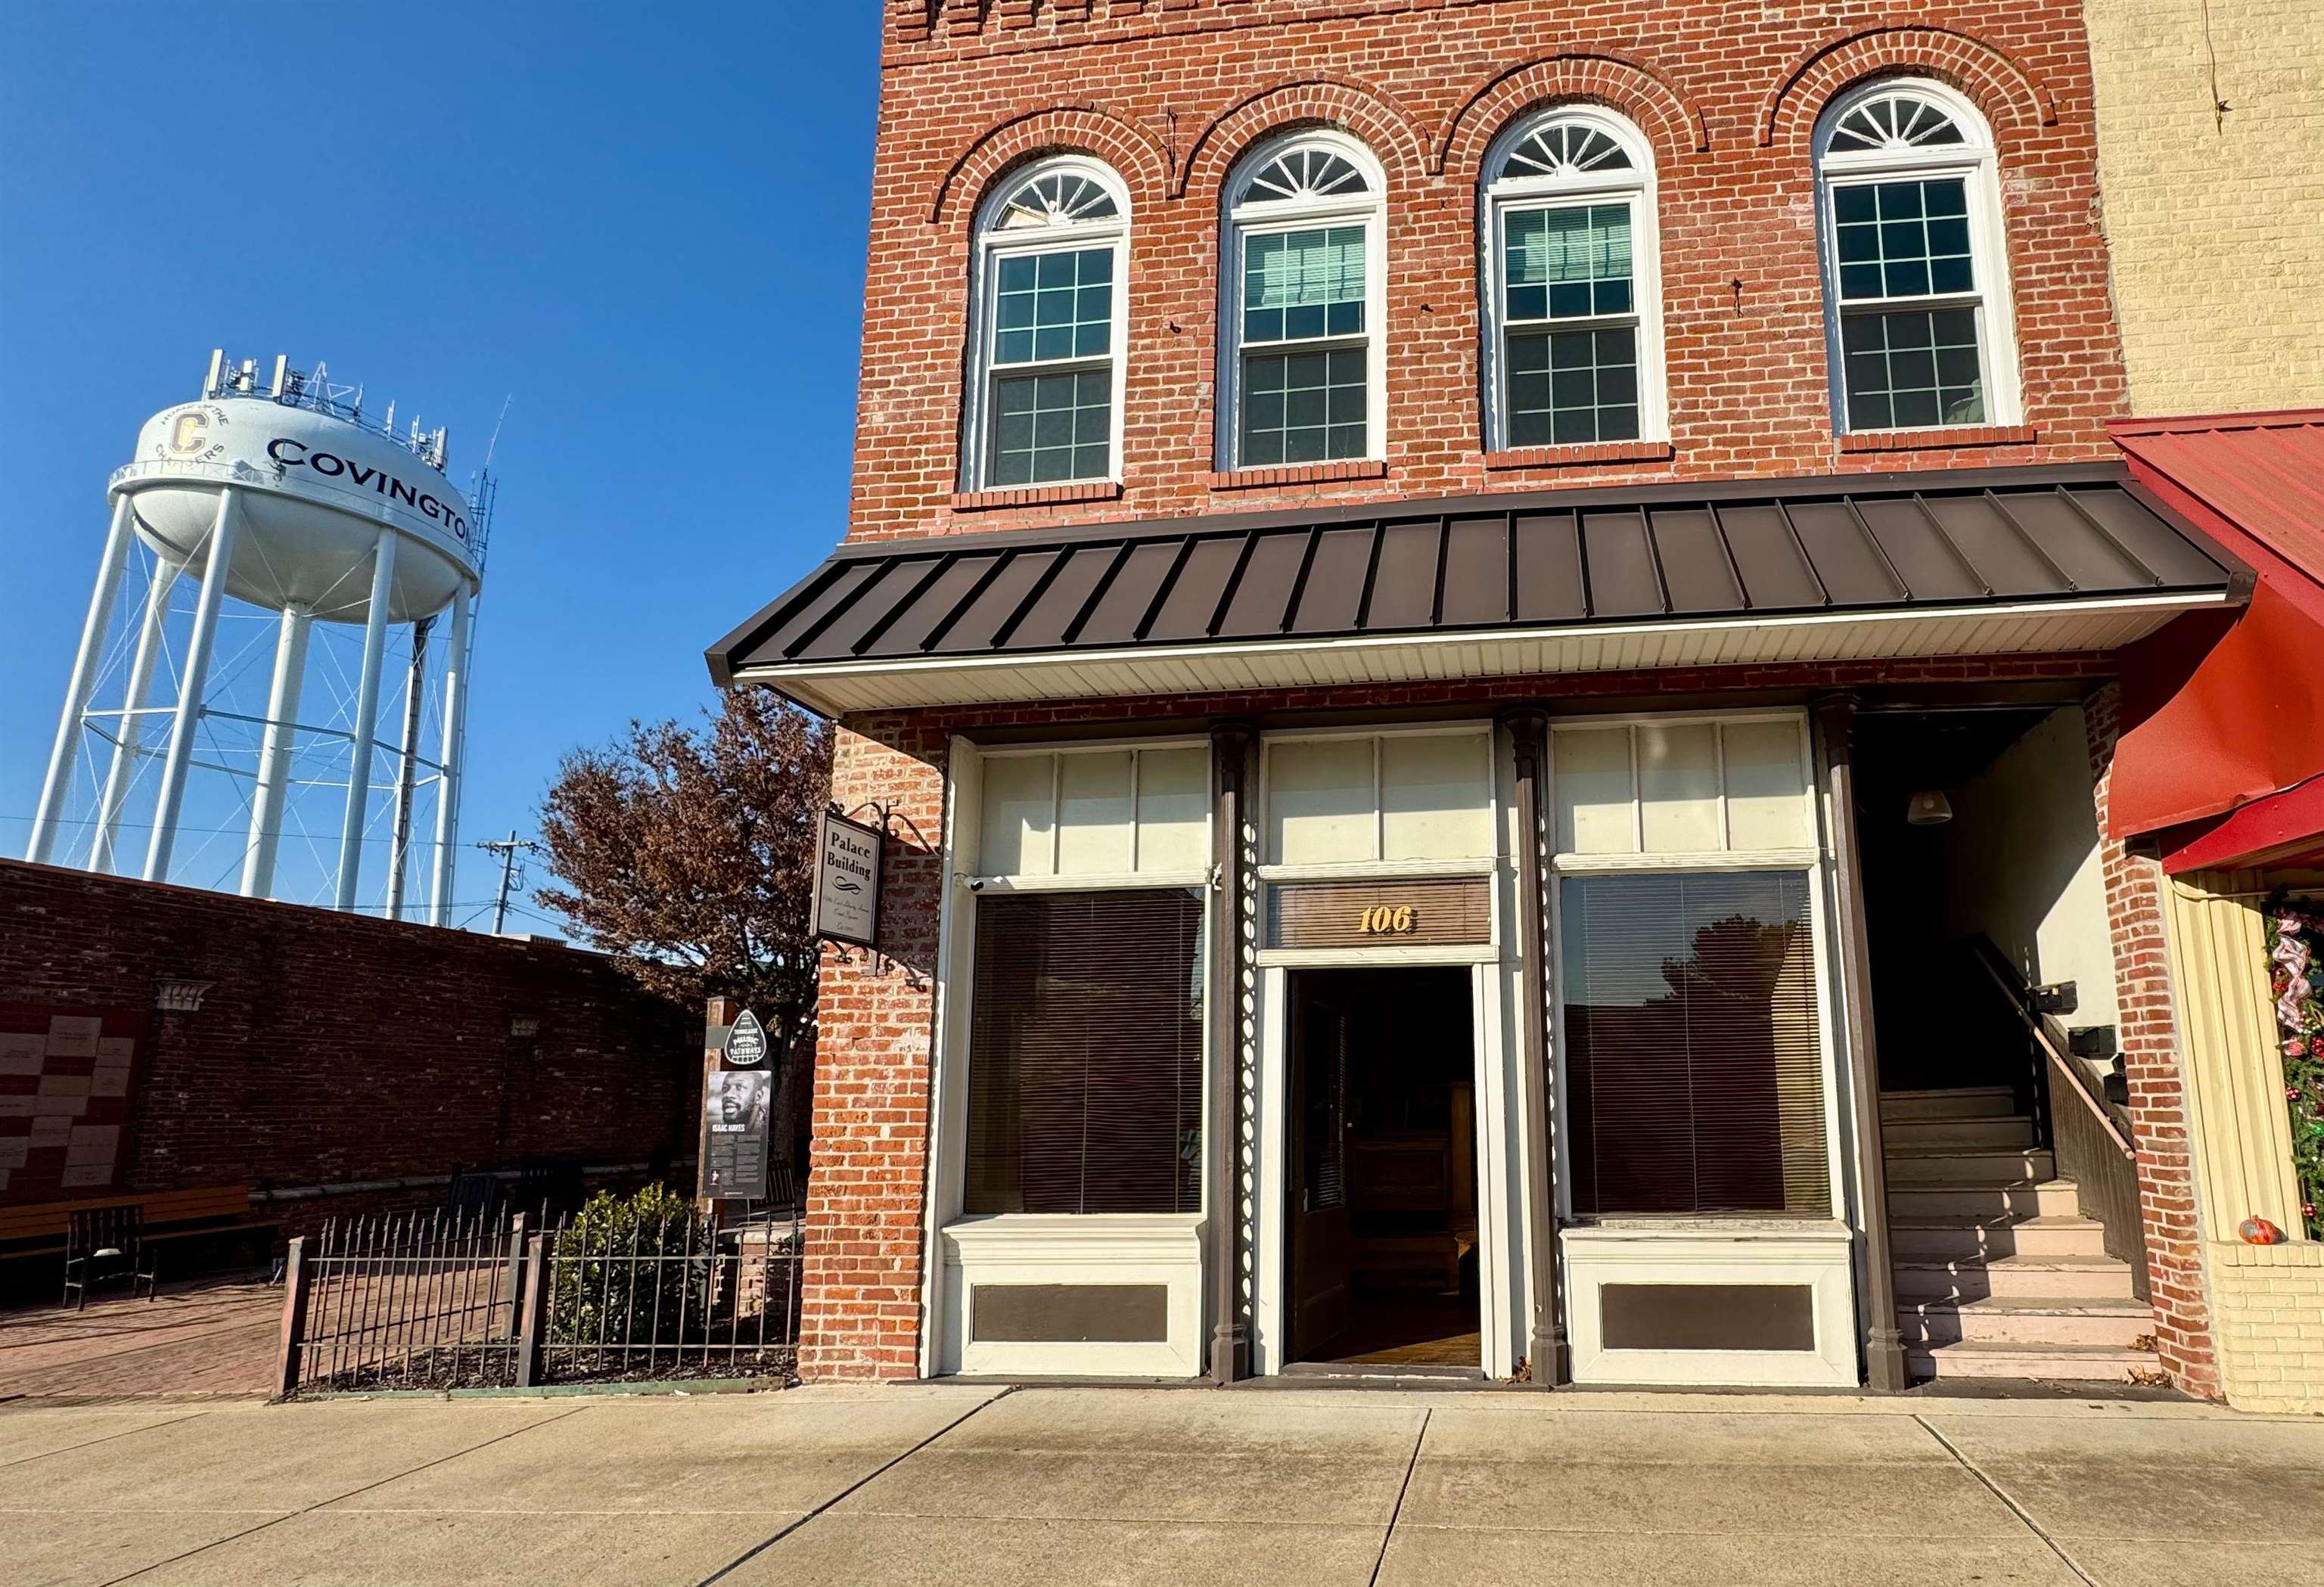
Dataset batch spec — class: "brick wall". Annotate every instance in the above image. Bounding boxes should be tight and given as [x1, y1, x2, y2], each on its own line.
[0, 859, 697, 1230]
[2086, 0, 2324, 415]
[2083, 685, 2221, 1397]
[846, 0, 2127, 544]
[2207, 1244, 2324, 1415]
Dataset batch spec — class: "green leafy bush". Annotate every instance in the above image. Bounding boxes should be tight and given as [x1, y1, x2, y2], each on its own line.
[548, 1184, 710, 1348]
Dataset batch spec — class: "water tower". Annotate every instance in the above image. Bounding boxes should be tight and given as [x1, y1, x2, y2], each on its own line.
[26, 352, 496, 920]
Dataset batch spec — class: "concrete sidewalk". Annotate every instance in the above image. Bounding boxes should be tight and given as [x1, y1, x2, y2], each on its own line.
[2, 1384, 2316, 1587]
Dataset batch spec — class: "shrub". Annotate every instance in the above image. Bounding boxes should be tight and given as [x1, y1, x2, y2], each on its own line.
[548, 1184, 711, 1349]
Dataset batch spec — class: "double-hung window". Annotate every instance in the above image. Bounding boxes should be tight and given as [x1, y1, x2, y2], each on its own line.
[1482, 110, 1664, 449]
[1222, 135, 1384, 468]
[965, 159, 1129, 491]
[1816, 80, 2021, 433]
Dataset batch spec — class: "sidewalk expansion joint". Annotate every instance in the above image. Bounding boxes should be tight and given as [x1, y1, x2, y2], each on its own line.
[92, 1402, 592, 1587]
[695, 1387, 1019, 1587]
[1912, 1413, 2099, 1587]
[1366, 1406, 1430, 1587]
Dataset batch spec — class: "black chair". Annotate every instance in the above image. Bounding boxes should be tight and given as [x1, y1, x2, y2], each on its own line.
[443, 1166, 502, 1224]
[516, 1155, 586, 1220]
[63, 1205, 158, 1310]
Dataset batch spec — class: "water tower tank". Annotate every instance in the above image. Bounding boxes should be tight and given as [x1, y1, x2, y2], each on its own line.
[26, 352, 497, 921]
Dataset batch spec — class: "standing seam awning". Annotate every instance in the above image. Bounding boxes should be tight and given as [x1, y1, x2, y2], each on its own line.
[708, 465, 2245, 714]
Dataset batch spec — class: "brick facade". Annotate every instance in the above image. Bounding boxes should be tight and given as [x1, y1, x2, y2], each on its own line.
[0, 859, 696, 1233]
[2082, 685, 2221, 1398]
[848, 0, 2127, 544]
[791, 0, 2187, 1384]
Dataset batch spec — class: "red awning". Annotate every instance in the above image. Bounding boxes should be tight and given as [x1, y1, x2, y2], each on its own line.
[2110, 414, 2324, 870]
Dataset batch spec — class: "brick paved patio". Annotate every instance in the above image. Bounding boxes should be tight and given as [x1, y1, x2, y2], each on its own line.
[0, 1280, 280, 1401]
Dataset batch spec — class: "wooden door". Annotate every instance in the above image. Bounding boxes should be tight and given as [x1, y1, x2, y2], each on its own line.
[1288, 986, 1353, 1359]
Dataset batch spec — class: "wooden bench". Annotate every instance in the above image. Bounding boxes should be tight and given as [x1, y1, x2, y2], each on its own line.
[1, 1186, 284, 1275]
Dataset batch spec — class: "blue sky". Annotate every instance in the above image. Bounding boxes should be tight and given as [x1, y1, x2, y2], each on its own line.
[0, 4, 879, 932]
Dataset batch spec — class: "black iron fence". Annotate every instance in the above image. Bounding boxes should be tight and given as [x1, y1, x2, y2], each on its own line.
[275, 1201, 803, 1396]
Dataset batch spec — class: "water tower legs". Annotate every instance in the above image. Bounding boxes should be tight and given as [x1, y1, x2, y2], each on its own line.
[91, 562, 179, 875]
[383, 615, 433, 920]
[26, 495, 135, 865]
[428, 589, 474, 927]
[143, 489, 242, 884]
[239, 603, 315, 899]
[333, 533, 400, 912]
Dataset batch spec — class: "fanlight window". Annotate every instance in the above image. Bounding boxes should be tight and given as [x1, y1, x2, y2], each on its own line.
[1499, 120, 1634, 182]
[1824, 92, 1969, 154]
[995, 169, 1120, 229]
[966, 159, 1129, 490]
[1240, 146, 1372, 204]
[1815, 79, 2018, 435]
[1223, 134, 1384, 468]
[1482, 110, 1663, 449]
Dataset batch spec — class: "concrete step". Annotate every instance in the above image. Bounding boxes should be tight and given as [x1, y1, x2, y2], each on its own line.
[1881, 1087, 2018, 1123]
[1889, 1180, 2083, 1222]
[1894, 1254, 2138, 1302]
[1889, 1216, 2110, 1259]
[1885, 1148, 2058, 1185]
[1907, 1340, 2161, 1383]
[1883, 1116, 2036, 1151]
[1899, 1294, 2154, 1349]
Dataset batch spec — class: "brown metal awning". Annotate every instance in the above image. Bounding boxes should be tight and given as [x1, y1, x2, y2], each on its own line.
[708, 465, 2248, 715]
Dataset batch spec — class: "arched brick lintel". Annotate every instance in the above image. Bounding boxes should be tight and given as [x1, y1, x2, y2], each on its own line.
[930, 105, 1172, 226]
[1761, 26, 2058, 149]
[1437, 53, 1709, 179]
[1175, 77, 1430, 201]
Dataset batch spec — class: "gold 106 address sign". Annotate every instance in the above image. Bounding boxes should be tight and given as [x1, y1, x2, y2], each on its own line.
[1267, 877, 1493, 950]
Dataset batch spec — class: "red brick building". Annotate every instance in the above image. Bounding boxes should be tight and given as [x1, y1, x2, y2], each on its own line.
[710, 1, 2247, 1392]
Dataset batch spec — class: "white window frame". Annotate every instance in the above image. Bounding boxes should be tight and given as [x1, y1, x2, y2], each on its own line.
[922, 736, 1214, 1378]
[1478, 106, 1667, 450]
[962, 156, 1132, 492]
[1813, 77, 2023, 435]
[1216, 130, 1388, 470]
[1543, 710, 1847, 1229]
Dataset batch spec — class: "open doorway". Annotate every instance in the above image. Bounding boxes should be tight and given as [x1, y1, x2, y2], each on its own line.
[1284, 965, 1480, 1371]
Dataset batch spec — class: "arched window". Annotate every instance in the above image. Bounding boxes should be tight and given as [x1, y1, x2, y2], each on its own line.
[1814, 79, 2020, 433]
[964, 157, 1129, 491]
[1480, 107, 1664, 449]
[1219, 132, 1385, 469]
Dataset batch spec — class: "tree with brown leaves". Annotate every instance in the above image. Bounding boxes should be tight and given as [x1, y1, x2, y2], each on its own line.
[536, 688, 832, 1117]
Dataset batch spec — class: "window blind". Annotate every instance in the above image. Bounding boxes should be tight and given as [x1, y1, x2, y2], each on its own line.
[963, 889, 1205, 1216]
[1561, 871, 1829, 1216]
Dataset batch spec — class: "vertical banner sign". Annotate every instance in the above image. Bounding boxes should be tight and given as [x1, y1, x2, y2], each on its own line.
[701, 1004, 772, 1200]
[812, 809, 884, 949]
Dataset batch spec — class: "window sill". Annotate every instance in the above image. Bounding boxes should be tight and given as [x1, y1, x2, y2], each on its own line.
[1837, 423, 2037, 453]
[1209, 460, 1387, 491]
[950, 480, 1122, 511]
[1483, 441, 1674, 470]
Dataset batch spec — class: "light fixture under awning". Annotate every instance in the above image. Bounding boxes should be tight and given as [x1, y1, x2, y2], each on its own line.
[708, 465, 2247, 716]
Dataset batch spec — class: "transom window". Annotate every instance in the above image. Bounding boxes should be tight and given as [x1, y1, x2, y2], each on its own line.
[1481, 108, 1664, 451]
[1222, 133, 1384, 469]
[1815, 81, 2021, 434]
[965, 157, 1129, 491]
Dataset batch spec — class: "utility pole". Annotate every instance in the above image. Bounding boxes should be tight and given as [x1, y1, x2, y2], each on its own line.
[476, 830, 540, 934]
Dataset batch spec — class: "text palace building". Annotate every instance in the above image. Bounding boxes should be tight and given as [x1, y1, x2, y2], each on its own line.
[710, 2, 2247, 1390]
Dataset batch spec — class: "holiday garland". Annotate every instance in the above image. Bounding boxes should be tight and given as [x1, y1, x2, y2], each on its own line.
[2267, 892, 2324, 1241]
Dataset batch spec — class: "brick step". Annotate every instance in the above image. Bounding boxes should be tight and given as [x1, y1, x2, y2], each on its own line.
[1907, 1340, 2161, 1383]
[1888, 1180, 2082, 1222]
[1882, 1116, 2035, 1151]
[1880, 1087, 2018, 1123]
[1889, 1216, 2110, 1259]
[1899, 1294, 2154, 1349]
[1885, 1148, 2057, 1185]
[1894, 1254, 2137, 1302]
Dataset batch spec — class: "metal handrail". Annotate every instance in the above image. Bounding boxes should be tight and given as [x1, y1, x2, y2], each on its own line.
[1965, 935, 2136, 1160]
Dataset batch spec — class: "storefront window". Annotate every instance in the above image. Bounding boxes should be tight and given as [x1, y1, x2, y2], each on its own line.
[1560, 870, 1830, 1216]
[962, 888, 1205, 1215]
